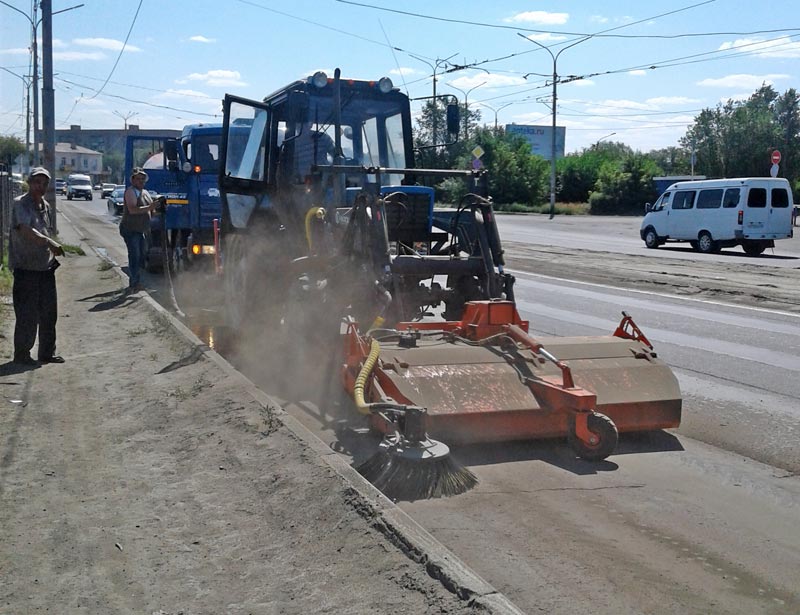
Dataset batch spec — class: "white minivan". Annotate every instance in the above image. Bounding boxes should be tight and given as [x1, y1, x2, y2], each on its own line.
[640, 177, 794, 255]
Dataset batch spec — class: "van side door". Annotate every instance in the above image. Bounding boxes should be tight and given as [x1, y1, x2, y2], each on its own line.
[666, 190, 696, 239]
[743, 185, 769, 237]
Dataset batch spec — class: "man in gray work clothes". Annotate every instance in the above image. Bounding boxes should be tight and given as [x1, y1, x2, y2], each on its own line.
[9, 167, 65, 365]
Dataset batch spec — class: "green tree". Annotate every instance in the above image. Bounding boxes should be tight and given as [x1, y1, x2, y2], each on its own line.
[588, 154, 661, 215]
[681, 84, 800, 187]
[0, 135, 25, 170]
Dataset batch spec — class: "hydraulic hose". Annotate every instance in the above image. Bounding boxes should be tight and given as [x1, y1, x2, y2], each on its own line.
[353, 338, 381, 415]
[304, 206, 326, 253]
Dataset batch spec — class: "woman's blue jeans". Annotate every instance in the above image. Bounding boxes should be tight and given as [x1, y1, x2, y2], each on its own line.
[120, 227, 147, 287]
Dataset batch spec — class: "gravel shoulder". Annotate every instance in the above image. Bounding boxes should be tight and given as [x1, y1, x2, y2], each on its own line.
[0, 216, 512, 614]
[503, 241, 800, 314]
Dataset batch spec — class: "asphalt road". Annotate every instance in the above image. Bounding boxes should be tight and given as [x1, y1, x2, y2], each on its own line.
[61, 197, 800, 615]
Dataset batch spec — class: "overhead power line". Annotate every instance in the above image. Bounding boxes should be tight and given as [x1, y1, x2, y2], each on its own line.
[89, 0, 143, 99]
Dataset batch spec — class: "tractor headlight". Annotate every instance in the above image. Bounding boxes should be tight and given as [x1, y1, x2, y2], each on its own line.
[378, 77, 394, 93]
[310, 71, 328, 88]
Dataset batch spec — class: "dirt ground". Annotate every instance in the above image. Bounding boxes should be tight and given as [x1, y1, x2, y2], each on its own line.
[0, 219, 514, 614]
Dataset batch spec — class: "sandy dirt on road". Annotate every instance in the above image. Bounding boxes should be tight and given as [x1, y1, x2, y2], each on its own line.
[0, 231, 489, 613]
[504, 241, 800, 314]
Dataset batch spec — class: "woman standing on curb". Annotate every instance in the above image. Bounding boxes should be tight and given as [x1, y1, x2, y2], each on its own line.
[120, 167, 155, 292]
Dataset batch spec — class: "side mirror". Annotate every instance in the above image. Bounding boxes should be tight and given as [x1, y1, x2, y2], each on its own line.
[446, 103, 460, 136]
[164, 139, 179, 163]
[644, 203, 652, 213]
[285, 90, 309, 124]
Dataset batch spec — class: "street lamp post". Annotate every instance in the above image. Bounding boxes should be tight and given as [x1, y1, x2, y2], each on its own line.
[477, 101, 513, 131]
[520, 34, 593, 219]
[447, 81, 486, 140]
[595, 132, 616, 147]
[409, 54, 457, 146]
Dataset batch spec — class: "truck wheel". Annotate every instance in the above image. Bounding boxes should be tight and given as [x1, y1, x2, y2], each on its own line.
[743, 242, 765, 256]
[643, 227, 660, 249]
[567, 412, 619, 461]
[696, 231, 718, 254]
[67, 194, 73, 200]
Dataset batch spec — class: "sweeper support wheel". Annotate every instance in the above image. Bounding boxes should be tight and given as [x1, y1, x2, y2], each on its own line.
[567, 412, 619, 461]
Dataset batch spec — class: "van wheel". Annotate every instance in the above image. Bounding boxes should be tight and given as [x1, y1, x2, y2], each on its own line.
[743, 242, 766, 256]
[643, 227, 660, 249]
[696, 232, 718, 254]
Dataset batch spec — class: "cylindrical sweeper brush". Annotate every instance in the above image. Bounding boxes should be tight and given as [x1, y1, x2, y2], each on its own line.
[352, 337, 477, 501]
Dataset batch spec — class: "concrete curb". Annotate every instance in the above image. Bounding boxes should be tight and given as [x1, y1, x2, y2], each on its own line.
[63, 210, 525, 615]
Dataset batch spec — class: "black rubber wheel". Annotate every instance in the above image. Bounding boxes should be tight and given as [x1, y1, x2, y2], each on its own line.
[67, 194, 73, 200]
[696, 231, 718, 254]
[567, 412, 619, 461]
[743, 242, 765, 256]
[643, 227, 660, 249]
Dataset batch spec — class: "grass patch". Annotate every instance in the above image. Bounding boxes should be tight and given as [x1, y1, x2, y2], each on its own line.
[494, 201, 590, 215]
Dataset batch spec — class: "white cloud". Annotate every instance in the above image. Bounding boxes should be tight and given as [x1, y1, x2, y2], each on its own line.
[161, 88, 212, 99]
[646, 96, 701, 106]
[0, 47, 30, 56]
[721, 92, 753, 103]
[505, 11, 568, 25]
[590, 15, 609, 24]
[628, 70, 648, 77]
[189, 35, 216, 44]
[524, 33, 567, 43]
[587, 99, 655, 114]
[719, 36, 800, 59]
[447, 74, 525, 90]
[568, 79, 595, 88]
[389, 67, 420, 77]
[53, 51, 106, 61]
[184, 69, 246, 87]
[697, 73, 789, 89]
[73, 38, 141, 52]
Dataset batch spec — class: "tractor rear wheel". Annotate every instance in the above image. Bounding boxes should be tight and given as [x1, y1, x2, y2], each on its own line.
[568, 412, 619, 461]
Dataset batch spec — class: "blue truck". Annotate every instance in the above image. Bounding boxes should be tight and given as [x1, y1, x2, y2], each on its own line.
[124, 123, 223, 271]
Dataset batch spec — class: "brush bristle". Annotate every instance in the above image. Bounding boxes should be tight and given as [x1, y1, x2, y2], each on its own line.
[357, 450, 477, 501]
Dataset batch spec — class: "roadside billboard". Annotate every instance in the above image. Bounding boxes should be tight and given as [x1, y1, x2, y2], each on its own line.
[505, 124, 566, 160]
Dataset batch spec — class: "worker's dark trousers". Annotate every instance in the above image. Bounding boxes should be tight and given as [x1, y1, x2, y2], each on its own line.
[12, 268, 58, 361]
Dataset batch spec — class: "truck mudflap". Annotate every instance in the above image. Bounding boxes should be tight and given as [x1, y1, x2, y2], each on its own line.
[342, 302, 681, 449]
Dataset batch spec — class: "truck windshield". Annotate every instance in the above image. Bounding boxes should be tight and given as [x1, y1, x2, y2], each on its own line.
[189, 135, 221, 174]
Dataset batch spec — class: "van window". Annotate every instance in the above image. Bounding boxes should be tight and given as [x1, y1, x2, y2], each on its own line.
[697, 189, 722, 209]
[747, 188, 767, 208]
[772, 188, 789, 208]
[722, 188, 740, 208]
[672, 191, 695, 210]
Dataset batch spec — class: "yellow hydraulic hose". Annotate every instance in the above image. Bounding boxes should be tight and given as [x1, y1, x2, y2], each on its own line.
[304, 206, 326, 252]
[353, 338, 381, 415]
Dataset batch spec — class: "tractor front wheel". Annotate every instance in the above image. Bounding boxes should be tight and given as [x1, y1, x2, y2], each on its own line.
[568, 412, 619, 461]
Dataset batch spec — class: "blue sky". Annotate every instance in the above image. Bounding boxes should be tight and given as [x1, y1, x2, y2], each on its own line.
[1, 0, 799, 153]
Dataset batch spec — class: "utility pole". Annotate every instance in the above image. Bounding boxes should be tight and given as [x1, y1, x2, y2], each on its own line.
[478, 101, 513, 131]
[112, 110, 139, 131]
[520, 34, 593, 219]
[0, 0, 39, 165]
[409, 54, 456, 146]
[41, 0, 56, 232]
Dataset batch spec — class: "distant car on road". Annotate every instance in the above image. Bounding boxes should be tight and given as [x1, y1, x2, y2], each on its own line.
[55, 178, 65, 194]
[101, 183, 116, 198]
[66, 173, 93, 201]
[107, 186, 125, 216]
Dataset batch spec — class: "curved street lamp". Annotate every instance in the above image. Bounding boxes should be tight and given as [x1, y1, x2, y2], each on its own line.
[519, 33, 594, 219]
[447, 81, 486, 140]
[477, 101, 514, 131]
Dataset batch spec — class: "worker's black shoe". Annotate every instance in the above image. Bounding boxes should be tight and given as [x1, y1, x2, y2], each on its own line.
[13, 355, 39, 366]
[39, 356, 65, 364]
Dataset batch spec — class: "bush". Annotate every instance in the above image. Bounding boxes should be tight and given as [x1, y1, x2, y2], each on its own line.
[589, 155, 660, 215]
